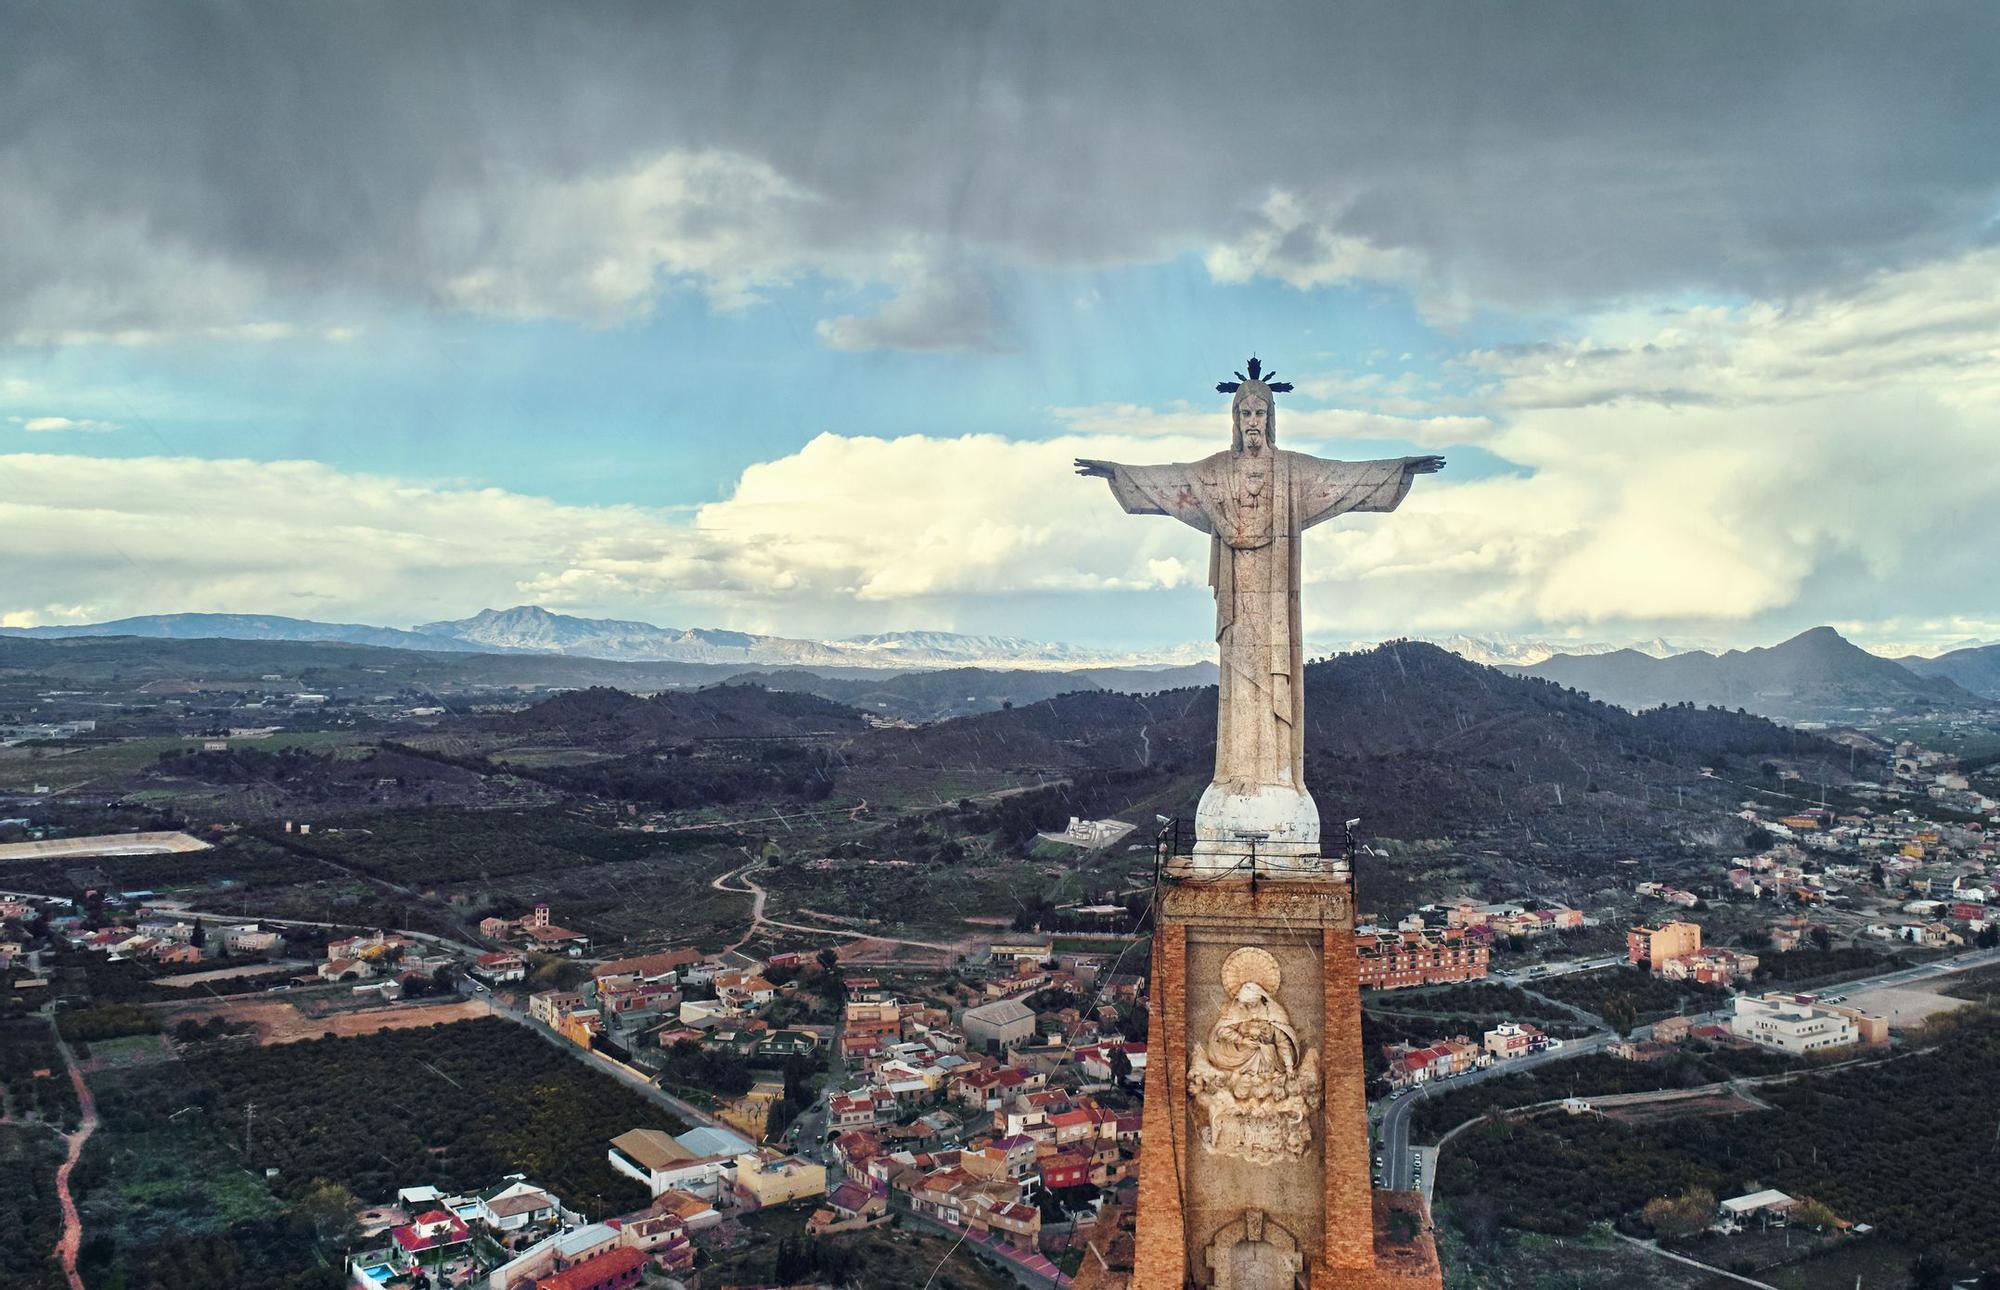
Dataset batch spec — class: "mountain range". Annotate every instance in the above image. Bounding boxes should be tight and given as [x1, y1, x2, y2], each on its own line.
[7, 608, 1997, 720]
[1, 604, 1695, 670]
[1900, 644, 2000, 701]
[1512, 626, 1995, 720]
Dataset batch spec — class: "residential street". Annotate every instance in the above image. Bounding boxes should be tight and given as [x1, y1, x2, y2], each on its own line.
[1377, 1031, 1614, 1191]
[463, 979, 732, 1134]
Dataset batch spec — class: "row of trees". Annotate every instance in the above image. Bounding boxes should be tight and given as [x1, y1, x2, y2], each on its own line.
[0, 1126, 67, 1290]
[151, 1017, 684, 1217]
[1434, 1005, 2000, 1267]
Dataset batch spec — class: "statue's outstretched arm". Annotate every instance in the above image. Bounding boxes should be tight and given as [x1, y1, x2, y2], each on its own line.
[1077, 457, 1213, 532]
[1296, 454, 1445, 525]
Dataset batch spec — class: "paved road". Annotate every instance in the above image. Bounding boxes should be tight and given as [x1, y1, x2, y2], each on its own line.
[143, 900, 489, 960]
[1493, 955, 1622, 983]
[894, 1202, 1072, 1289]
[1377, 1031, 1615, 1191]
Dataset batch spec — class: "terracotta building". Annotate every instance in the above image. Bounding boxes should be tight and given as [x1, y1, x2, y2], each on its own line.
[1355, 926, 1489, 990]
[1627, 920, 1702, 971]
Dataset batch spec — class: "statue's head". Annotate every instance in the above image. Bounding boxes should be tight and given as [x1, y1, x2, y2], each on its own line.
[1232, 386, 1273, 453]
[1217, 357, 1290, 453]
[1234, 980, 1268, 1006]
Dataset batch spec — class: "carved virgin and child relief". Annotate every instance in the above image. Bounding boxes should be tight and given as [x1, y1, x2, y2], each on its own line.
[1187, 947, 1322, 1166]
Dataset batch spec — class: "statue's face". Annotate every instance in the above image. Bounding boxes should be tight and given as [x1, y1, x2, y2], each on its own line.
[1236, 982, 1263, 1006]
[1237, 395, 1269, 452]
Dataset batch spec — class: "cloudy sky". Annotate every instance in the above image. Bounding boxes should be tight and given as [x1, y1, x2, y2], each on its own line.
[6, 2, 1999, 654]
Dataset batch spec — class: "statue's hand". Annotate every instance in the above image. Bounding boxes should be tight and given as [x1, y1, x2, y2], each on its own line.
[1408, 455, 1446, 475]
[1074, 458, 1115, 479]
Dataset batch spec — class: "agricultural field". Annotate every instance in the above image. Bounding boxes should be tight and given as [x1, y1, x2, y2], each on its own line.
[0, 1124, 70, 1290]
[1365, 981, 1583, 1024]
[0, 1017, 81, 1129]
[1752, 946, 1904, 989]
[249, 805, 722, 887]
[1409, 1047, 1797, 1142]
[1432, 1005, 2000, 1269]
[1435, 1217, 1736, 1290]
[160, 1015, 685, 1215]
[700, 1203, 1019, 1290]
[73, 1067, 299, 1284]
[1527, 966, 1728, 1025]
[0, 730, 369, 793]
[0, 832, 346, 903]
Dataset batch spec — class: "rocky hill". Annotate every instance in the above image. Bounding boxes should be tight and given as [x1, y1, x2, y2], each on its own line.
[494, 683, 868, 746]
[724, 662, 1221, 722]
[854, 641, 1859, 876]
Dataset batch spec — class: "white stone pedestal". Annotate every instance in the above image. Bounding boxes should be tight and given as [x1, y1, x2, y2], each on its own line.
[1185, 781, 1324, 877]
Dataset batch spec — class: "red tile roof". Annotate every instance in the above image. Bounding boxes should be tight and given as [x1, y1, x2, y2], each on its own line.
[533, 1246, 647, 1290]
[390, 1212, 471, 1253]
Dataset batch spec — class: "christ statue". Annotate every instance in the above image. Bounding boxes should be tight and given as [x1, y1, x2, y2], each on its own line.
[1076, 357, 1443, 868]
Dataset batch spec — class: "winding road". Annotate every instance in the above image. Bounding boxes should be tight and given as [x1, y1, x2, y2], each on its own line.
[709, 859, 958, 954]
[51, 1031, 97, 1290]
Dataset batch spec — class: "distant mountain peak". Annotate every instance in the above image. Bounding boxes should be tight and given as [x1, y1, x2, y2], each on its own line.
[1515, 623, 1989, 721]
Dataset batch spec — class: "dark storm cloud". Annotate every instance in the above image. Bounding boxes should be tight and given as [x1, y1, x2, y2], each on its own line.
[6, 1, 1999, 339]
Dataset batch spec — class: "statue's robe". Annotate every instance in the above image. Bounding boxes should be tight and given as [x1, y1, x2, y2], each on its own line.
[1100, 451, 1420, 794]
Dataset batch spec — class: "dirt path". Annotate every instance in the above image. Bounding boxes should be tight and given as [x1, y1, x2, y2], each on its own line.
[52, 1031, 98, 1290]
[711, 858, 960, 954]
[712, 858, 771, 953]
[1612, 1232, 1778, 1289]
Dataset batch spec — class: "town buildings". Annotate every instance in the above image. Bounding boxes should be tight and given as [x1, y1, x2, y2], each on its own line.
[1627, 920, 1702, 971]
[961, 997, 1037, 1052]
[1729, 993, 1887, 1055]
[733, 1149, 827, 1208]
[1355, 926, 1489, 990]
[481, 903, 591, 956]
[1660, 946, 1761, 986]
[1481, 1022, 1549, 1061]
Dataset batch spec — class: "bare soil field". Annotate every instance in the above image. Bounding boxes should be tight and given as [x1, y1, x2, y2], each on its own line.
[150, 960, 311, 987]
[1598, 1090, 1765, 1125]
[0, 830, 210, 862]
[1844, 979, 1973, 1028]
[832, 937, 959, 969]
[161, 996, 493, 1045]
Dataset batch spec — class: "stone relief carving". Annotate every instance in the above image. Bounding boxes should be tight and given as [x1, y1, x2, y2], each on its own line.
[1204, 1208, 1305, 1290]
[1188, 947, 1321, 1164]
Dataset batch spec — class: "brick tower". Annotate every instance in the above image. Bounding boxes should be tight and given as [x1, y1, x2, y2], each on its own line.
[1125, 845, 1443, 1288]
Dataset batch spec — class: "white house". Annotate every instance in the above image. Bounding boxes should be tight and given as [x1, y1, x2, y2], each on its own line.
[477, 1179, 560, 1231]
[608, 1126, 755, 1198]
